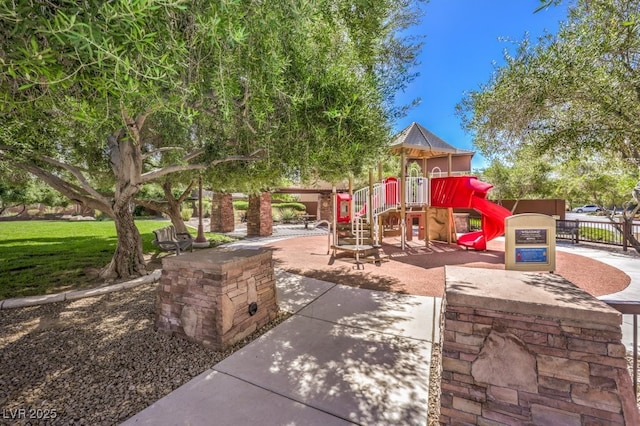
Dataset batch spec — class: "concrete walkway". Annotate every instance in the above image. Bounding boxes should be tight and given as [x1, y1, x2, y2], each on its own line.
[555, 242, 640, 352]
[123, 270, 441, 425]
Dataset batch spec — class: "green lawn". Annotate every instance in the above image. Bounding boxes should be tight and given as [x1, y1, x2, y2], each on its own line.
[0, 220, 235, 299]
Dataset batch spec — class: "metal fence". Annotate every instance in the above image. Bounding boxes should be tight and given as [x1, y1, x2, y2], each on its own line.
[556, 218, 640, 251]
[469, 216, 481, 232]
[466, 216, 639, 251]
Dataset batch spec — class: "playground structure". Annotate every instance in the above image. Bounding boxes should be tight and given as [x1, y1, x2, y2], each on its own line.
[330, 122, 512, 264]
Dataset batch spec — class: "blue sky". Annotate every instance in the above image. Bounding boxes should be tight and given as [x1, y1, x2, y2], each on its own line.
[393, 0, 569, 170]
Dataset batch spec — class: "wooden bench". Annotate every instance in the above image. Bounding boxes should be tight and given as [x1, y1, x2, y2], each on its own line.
[152, 226, 194, 255]
[556, 220, 579, 243]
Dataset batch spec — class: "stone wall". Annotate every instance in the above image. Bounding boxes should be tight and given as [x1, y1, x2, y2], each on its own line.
[210, 192, 234, 233]
[440, 266, 639, 425]
[453, 213, 469, 233]
[319, 193, 333, 223]
[156, 248, 278, 351]
[247, 192, 272, 237]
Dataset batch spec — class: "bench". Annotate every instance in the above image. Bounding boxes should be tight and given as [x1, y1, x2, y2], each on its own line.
[556, 220, 579, 243]
[152, 225, 194, 255]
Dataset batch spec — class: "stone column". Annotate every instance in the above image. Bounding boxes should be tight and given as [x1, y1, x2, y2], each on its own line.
[156, 248, 278, 350]
[453, 213, 469, 233]
[210, 192, 235, 233]
[440, 266, 639, 425]
[319, 193, 333, 223]
[247, 192, 272, 237]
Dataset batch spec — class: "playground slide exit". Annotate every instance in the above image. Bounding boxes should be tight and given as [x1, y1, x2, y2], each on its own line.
[430, 176, 512, 250]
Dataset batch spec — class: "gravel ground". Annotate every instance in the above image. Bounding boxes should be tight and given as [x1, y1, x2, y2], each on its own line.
[0, 283, 290, 425]
[427, 343, 442, 425]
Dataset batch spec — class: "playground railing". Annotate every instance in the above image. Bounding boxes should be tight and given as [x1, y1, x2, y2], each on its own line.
[429, 170, 472, 178]
[405, 177, 429, 207]
[352, 186, 369, 223]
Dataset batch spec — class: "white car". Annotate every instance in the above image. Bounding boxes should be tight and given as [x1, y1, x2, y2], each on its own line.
[571, 204, 602, 213]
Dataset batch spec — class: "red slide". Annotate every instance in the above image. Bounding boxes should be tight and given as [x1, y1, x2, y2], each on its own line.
[431, 176, 511, 250]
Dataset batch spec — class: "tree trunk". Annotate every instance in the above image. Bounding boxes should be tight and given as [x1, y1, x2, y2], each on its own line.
[99, 126, 147, 280]
[100, 202, 147, 280]
[163, 181, 191, 234]
[166, 196, 189, 234]
[510, 199, 520, 214]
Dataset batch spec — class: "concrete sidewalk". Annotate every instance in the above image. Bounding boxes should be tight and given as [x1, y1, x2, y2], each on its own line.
[556, 242, 640, 352]
[123, 270, 442, 425]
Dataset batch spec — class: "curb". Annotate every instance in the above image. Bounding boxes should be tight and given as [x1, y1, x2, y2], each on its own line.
[0, 269, 162, 310]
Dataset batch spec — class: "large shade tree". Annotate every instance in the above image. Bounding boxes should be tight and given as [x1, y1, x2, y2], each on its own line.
[0, 0, 423, 280]
[458, 0, 640, 248]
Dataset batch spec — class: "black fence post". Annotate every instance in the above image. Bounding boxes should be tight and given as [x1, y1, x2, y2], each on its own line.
[623, 218, 629, 252]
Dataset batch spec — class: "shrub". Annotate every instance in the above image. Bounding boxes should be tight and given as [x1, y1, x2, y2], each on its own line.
[181, 205, 193, 221]
[579, 226, 616, 242]
[271, 207, 283, 222]
[133, 205, 148, 217]
[201, 200, 212, 218]
[94, 210, 111, 221]
[272, 202, 306, 212]
[278, 207, 298, 222]
[272, 194, 299, 203]
[233, 200, 249, 211]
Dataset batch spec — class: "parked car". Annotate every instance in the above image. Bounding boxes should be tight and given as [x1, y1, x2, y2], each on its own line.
[571, 204, 602, 213]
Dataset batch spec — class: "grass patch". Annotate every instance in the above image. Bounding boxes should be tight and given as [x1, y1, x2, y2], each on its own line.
[579, 225, 617, 243]
[0, 220, 235, 299]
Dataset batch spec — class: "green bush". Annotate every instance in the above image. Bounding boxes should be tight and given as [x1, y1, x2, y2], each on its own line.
[579, 226, 616, 242]
[233, 200, 249, 211]
[94, 210, 111, 221]
[272, 194, 299, 203]
[133, 205, 149, 217]
[278, 208, 298, 222]
[271, 207, 283, 222]
[201, 200, 212, 218]
[181, 205, 193, 221]
[272, 202, 306, 212]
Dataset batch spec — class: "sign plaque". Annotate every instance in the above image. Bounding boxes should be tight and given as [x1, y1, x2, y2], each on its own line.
[505, 214, 556, 272]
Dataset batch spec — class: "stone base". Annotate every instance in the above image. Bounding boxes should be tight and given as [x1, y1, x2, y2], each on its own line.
[156, 248, 278, 351]
[440, 266, 639, 425]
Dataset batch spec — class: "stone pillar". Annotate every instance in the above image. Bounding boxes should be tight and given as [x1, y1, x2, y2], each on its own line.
[156, 248, 278, 351]
[319, 193, 333, 223]
[453, 213, 469, 233]
[247, 192, 272, 237]
[440, 266, 639, 425]
[210, 192, 234, 233]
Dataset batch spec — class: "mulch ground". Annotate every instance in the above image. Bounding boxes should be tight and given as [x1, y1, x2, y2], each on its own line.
[267, 236, 630, 297]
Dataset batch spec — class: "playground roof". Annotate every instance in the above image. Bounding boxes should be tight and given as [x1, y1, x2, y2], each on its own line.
[389, 122, 474, 159]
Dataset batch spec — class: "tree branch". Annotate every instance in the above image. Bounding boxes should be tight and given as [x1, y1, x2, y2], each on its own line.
[38, 156, 109, 204]
[21, 163, 114, 216]
[141, 146, 185, 160]
[182, 148, 205, 162]
[141, 150, 264, 183]
[132, 198, 168, 212]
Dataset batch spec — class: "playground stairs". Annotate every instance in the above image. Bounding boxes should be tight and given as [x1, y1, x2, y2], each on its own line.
[331, 223, 389, 267]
